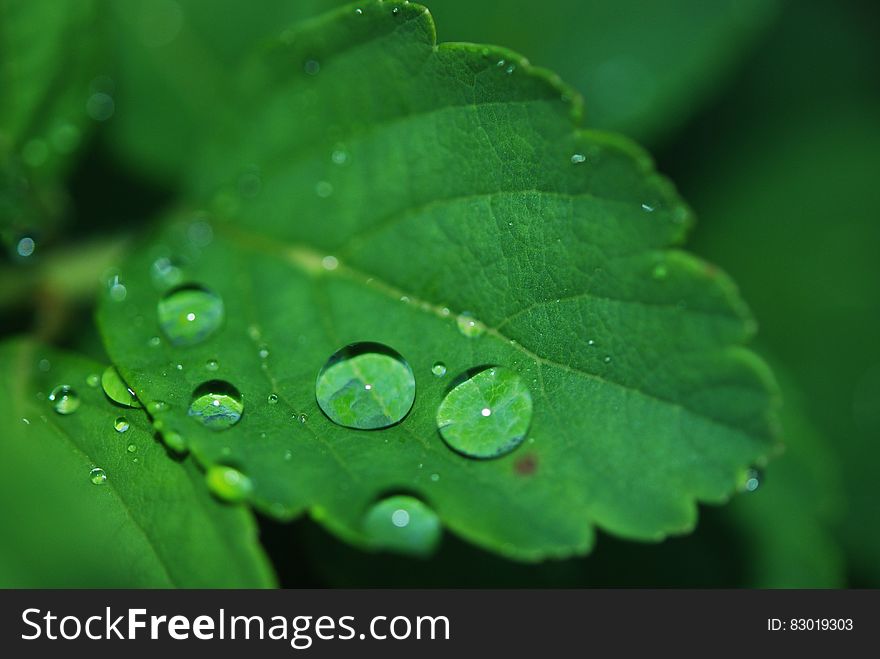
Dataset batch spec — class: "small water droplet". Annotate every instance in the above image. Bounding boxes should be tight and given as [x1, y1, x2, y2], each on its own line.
[147, 336, 161, 348]
[151, 256, 184, 288]
[432, 362, 447, 377]
[315, 180, 333, 198]
[331, 148, 349, 165]
[363, 495, 441, 556]
[391, 6, 400, 16]
[603, 355, 612, 364]
[188, 381, 243, 430]
[430, 472, 440, 482]
[147, 400, 168, 415]
[48, 385, 80, 415]
[38, 358, 51, 372]
[355, 8, 363, 15]
[496, 59, 506, 67]
[641, 203, 655, 212]
[284, 449, 293, 461]
[315, 343, 415, 430]
[89, 467, 107, 485]
[297, 413, 308, 424]
[22, 417, 30, 425]
[456, 311, 485, 338]
[86, 373, 100, 388]
[107, 275, 127, 301]
[101, 366, 141, 408]
[268, 393, 279, 404]
[205, 465, 252, 502]
[258, 345, 269, 359]
[652, 263, 668, 280]
[587, 339, 595, 346]
[157, 284, 224, 346]
[16, 236, 35, 257]
[127, 443, 137, 453]
[86, 92, 114, 121]
[570, 153, 586, 164]
[440, 307, 451, 317]
[505, 63, 516, 74]
[206, 358, 219, 371]
[321, 255, 339, 270]
[742, 468, 762, 492]
[437, 366, 533, 458]
[114, 416, 130, 433]
[304, 59, 320, 75]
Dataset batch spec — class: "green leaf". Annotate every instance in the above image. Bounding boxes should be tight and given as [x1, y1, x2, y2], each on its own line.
[1, 0, 104, 246]
[0, 338, 275, 587]
[98, 1, 777, 561]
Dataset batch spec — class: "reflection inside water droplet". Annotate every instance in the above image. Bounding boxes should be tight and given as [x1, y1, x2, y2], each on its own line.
[315, 343, 415, 430]
[157, 284, 224, 346]
[436, 366, 533, 458]
[48, 385, 80, 415]
[188, 381, 243, 430]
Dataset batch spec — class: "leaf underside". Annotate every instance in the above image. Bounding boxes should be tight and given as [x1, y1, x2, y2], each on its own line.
[98, 1, 778, 561]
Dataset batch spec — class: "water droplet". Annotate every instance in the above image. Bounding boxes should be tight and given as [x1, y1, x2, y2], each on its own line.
[437, 366, 533, 458]
[432, 362, 447, 377]
[163, 429, 186, 453]
[107, 275, 127, 301]
[206, 358, 219, 371]
[38, 358, 50, 372]
[258, 345, 269, 359]
[151, 256, 183, 288]
[570, 153, 586, 164]
[603, 355, 612, 364]
[48, 385, 80, 415]
[430, 472, 440, 482]
[315, 343, 415, 430]
[21, 417, 30, 425]
[157, 284, 224, 346]
[496, 59, 506, 67]
[205, 465, 252, 502]
[742, 468, 762, 492]
[641, 203, 655, 212]
[16, 236, 35, 257]
[304, 59, 320, 76]
[297, 413, 308, 424]
[587, 339, 595, 346]
[114, 416, 130, 433]
[652, 263, 668, 280]
[331, 148, 349, 165]
[456, 312, 485, 338]
[89, 467, 107, 485]
[127, 443, 137, 453]
[391, 6, 400, 16]
[355, 8, 363, 15]
[86, 92, 114, 121]
[505, 64, 516, 74]
[268, 393, 279, 405]
[363, 495, 441, 556]
[321, 255, 339, 271]
[86, 373, 100, 388]
[188, 381, 243, 430]
[315, 180, 333, 198]
[101, 366, 141, 408]
[147, 400, 168, 415]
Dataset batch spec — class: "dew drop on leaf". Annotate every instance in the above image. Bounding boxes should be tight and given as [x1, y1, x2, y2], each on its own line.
[315, 343, 415, 430]
[436, 366, 533, 458]
[188, 381, 243, 430]
[150, 256, 184, 289]
[267, 393, 279, 405]
[86, 373, 100, 388]
[101, 366, 141, 408]
[205, 465, 252, 502]
[127, 444, 137, 453]
[157, 284, 224, 346]
[431, 362, 447, 377]
[89, 467, 107, 485]
[570, 153, 586, 164]
[114, 416, 130, 433]
[206, 358, 219, 371]
[455, 311, 485, 338]
[48, 385, 80, 415]
[363, 495, 441, 556]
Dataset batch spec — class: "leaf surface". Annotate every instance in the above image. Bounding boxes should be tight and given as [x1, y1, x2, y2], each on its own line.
[98, 1, 777, 560]
[0, 338, 275, 587]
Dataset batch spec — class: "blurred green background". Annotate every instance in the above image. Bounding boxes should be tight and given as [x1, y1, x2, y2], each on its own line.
[1, 0, 878, 587]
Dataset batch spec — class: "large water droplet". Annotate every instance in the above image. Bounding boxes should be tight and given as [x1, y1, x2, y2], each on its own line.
[205, 465, 252, 502]
[363, 495, 441, 556]
[157, 284, 224, 346]
[436, 366, 533, 458]
[456, 312, 485, 338]
[188, 381, 244, 430]
[114, 416, 130, 433]
[315, 343, 415, 430]
[101, 366, 141, 408]
[48, 385, 80, 415]
[89, 467, 107, 485]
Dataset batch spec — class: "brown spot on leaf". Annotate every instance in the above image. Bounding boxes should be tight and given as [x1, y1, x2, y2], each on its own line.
[515, 453, 538, 476]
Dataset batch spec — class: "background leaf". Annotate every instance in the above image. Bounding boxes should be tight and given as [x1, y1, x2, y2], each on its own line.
[98, 1, 777, 561]
[0, 338, 275, 587]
